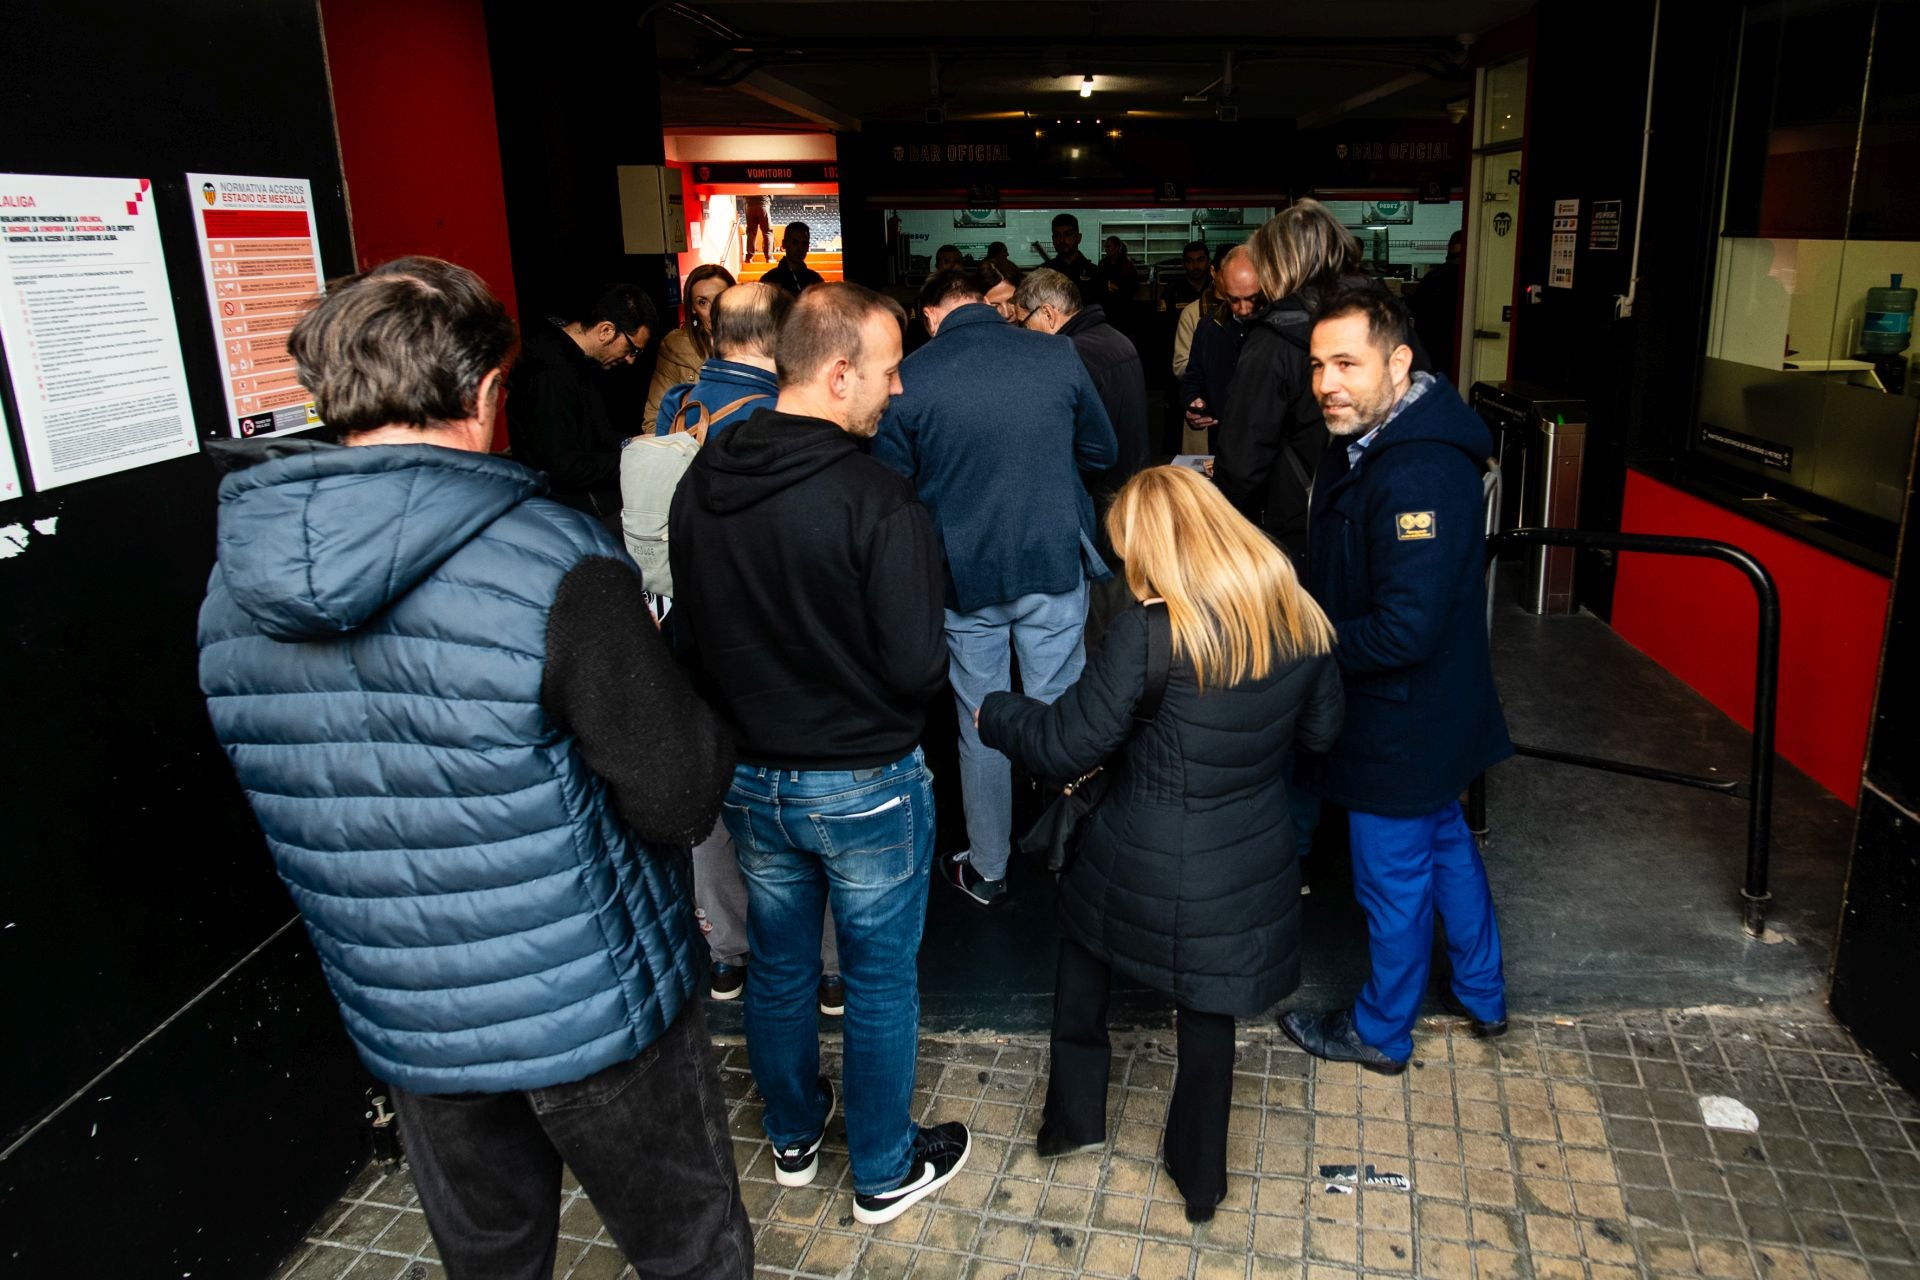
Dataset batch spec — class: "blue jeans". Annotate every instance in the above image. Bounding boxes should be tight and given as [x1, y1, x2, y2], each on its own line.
[945, 582, 1089, 879]
[1349, 802, 1506, 1061]
[722, 750, 935, 1195]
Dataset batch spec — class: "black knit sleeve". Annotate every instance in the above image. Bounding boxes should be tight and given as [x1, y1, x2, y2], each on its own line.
[542, 557, 736, 847]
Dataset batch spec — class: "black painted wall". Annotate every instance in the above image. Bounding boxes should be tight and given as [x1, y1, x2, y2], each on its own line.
[0, 2, 371, 1273]
[483, 3, 675, 428]
[1831, 431, 1920, 1093]
[1506, 0, 1743, 618]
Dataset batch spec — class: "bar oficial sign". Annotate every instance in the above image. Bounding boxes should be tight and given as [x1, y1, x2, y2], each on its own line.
[1313, 121, 1464, 182]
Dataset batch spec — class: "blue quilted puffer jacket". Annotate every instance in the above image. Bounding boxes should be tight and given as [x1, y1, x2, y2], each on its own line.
[198, 441, 698, 1094]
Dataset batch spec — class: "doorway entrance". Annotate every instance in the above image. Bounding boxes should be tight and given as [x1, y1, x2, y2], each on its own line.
[1464, 57, 1528, 389]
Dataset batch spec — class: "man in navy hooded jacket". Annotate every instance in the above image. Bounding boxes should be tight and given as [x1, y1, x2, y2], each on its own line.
[1280, 286, 1513, 1075]
[197, 257, 750, 1278]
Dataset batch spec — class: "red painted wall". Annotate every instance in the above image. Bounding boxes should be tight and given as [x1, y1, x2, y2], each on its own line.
[318, 0, 518, 448]
[1611, 469, 1890, 802]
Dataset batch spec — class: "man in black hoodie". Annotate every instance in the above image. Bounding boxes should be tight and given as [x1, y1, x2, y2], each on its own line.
[668, 282, 971, 1228]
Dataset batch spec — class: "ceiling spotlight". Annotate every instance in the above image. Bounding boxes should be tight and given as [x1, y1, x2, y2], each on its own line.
[1080, 75, 1094, 98]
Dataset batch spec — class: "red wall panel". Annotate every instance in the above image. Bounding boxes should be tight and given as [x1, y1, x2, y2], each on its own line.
[318, 0, 518, 447]
[1611, 469, 1890, 802]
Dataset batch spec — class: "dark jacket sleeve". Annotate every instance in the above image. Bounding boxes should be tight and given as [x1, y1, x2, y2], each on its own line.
[864, 499, 949, 703]
[1294, 655, 1345, 753]
[1212, 329, 1292, 522]
[542, 556, 736, 846]
[516, 363, 621, 494]
[978, 606, 1148, 781]
[1068, 355, 1120, 473]
[1334, 450, 1485, 675]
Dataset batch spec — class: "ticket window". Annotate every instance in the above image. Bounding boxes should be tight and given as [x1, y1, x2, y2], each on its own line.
[1694, 0, 1918, 535]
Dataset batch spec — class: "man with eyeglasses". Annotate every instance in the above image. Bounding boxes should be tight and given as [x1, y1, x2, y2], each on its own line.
[508, 280, 659, 518]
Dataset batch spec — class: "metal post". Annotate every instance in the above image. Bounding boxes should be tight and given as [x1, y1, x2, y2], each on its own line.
[1731, 547, 1780, 938]
[1467, 773, 1488, 837]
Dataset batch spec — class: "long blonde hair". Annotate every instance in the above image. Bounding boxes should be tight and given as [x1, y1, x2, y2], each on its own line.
[1107, 466, 1335, 691]
[1246, 199, 1362, 303]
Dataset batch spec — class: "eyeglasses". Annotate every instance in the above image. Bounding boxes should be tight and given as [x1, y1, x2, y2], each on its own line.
[619, 330, 645, 363]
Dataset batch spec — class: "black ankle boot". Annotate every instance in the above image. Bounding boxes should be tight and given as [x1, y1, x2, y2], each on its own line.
[1036, 1121, 1104, 1158]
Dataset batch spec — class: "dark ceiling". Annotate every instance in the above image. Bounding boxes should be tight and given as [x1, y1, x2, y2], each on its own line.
[652, 1, 1534, 132]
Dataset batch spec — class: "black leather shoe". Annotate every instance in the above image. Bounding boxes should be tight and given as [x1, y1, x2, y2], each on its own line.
[1438, 987, 1509, 1038]
[1279, 1008, 1408, 1075]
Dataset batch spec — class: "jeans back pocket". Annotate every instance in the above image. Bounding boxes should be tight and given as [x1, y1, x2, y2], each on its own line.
[808, 792, 917, 887]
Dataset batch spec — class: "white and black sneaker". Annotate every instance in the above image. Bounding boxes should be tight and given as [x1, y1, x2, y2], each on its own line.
[852, 1121, 971, 1225]
[773, 1078, 836, 1187]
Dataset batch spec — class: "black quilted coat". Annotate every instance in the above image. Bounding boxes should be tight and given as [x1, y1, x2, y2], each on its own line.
[979, 603, 1344, 1016]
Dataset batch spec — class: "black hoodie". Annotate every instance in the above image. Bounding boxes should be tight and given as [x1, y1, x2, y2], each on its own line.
[668, 408, 948, 770]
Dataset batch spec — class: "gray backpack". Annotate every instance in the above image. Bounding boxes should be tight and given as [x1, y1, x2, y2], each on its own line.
[619, 391, 760, 598]
[619, 433, 700, 598]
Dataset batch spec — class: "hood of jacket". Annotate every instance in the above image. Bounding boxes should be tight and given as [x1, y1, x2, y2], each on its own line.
[1361, 374, 1490, 465]
[684, 406, 861, 515]
[212, 438, 542, 642]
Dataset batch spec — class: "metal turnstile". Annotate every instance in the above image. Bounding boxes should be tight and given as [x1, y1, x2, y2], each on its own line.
[1469, 382, 1589, 615]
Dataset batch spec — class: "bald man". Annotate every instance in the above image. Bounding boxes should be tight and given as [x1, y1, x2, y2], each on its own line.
[1179, 245, 1261, 453]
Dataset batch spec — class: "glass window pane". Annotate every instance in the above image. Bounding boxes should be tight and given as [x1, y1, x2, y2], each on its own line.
[1481, 59, 1527, 147]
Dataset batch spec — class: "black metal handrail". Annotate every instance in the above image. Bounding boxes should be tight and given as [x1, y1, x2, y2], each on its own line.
[1469, 527, 1781, 938]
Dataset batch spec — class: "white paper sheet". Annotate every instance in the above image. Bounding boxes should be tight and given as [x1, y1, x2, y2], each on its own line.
[0, 173, 198, 489]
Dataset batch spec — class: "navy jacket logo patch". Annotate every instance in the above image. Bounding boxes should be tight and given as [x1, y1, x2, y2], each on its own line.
[1396, 511, 1436, 540]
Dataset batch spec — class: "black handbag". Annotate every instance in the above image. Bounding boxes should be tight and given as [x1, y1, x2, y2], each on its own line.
[1018, 602, 1173, 877]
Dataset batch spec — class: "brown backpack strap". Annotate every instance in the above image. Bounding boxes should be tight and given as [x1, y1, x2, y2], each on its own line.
[667, 393, 763, 445]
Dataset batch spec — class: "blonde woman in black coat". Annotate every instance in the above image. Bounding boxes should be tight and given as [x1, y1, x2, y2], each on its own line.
[978, 464, 1343, 1221]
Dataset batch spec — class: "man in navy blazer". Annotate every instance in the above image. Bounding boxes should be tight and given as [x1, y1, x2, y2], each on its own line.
[1281, 286, 1514, 1075]
[873, 268, 1118, 905]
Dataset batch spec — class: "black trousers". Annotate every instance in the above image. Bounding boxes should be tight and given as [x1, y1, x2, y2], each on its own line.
[393, 1001, 753, 1280]
[1044, 937, 1236, 1209]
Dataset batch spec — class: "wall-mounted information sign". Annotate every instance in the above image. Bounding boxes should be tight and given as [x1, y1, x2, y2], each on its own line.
[0, 172, 199, 490]
[186, 173, 325, 438]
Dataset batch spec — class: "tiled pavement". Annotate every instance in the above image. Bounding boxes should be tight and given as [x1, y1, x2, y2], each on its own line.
[278, 1007, 1920, 1280]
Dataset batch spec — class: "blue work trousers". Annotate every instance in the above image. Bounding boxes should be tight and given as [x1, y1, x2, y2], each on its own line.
[1349, 801, 1506, 1061]
[722, 750, 935, 1195]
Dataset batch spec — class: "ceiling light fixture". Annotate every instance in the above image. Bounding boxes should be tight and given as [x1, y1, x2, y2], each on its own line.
[1079, 74, 1094, 98]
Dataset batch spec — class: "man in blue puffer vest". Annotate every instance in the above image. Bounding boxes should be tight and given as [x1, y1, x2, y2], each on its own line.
[197, 257, 751, 1279]
[1281, 285, 1514, 1076]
